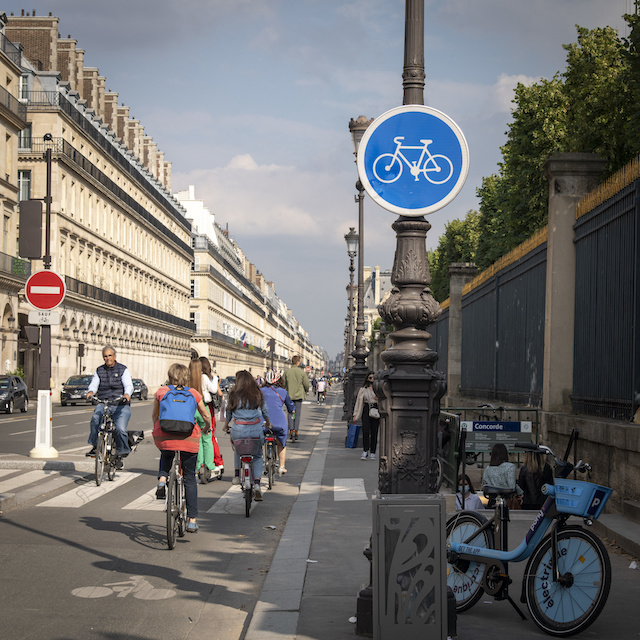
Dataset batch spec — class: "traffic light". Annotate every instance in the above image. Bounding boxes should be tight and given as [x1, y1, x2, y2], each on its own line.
[18, 200, 43, 259]
[269, 338, 276, 352]
[78, 343, 85, 357]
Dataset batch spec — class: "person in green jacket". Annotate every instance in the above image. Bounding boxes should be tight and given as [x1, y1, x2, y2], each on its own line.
[282, 354, 310, 441]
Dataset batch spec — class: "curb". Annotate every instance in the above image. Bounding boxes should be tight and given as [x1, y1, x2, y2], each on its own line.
[0, 459, 94, 472]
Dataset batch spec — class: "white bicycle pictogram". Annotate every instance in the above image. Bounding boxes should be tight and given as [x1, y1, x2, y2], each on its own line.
[372, 136, 454, 185]
[71, 575, 176, 600]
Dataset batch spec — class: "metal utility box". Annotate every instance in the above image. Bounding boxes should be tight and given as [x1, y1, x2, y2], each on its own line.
[372, 494, 447, 640]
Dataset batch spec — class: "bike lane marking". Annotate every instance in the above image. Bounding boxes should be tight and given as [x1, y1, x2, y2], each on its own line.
[37, 472, 140, 508]
[207, 485, 256, 515]
[72, 575, 176, 600]
[122, 487, 164, 511]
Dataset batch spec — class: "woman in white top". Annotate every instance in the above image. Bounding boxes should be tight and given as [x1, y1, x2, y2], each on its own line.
[199, 356, 224, 479]
[352, 371, 380, 460]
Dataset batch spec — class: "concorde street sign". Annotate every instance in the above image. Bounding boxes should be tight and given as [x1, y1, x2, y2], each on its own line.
[25, 269, 66, 311]
[356, 105, 469, 216]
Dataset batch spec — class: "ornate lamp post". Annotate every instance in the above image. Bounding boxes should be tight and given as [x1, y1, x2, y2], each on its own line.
[348, 116, 374, 405]
[343, 226, 358, 419]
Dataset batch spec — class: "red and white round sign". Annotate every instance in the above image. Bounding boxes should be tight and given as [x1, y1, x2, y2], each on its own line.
[25, 270, 66, 310]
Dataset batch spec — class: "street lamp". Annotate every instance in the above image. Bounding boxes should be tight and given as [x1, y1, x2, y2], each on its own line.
[343, 226, 358, 419]
[348, 117, 374, 403]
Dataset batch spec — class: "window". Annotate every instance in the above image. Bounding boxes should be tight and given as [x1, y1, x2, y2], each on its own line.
[18, 170, 31, 201]
[18, 124, 31, 151]
[18, 75, 28, 101]
[190, 279, 199, 298]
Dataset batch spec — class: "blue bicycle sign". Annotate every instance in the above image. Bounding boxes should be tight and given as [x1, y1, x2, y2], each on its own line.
[357, 105, 469, 216]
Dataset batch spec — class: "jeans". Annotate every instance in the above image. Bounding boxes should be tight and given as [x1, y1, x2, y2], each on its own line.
[230, 421, 264, 480]
[89, 402, 131, 455]
[159, 451, 198, 518]
[289, 399, 303, 432]
[362, 403, 380, 454]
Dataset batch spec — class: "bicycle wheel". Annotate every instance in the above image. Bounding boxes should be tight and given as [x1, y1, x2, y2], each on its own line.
[244, 485, 252, 517]
[373, 153, 403, 183]
[428, 456, 443, 493]
[166, 462, 179, 549]
[523, 525, 611, 637]
[267, 444, 275, 490]
[424, 154, 454, 184]
[107, 433, 116, 481]
[446, 511, 494, 612]
[177, 477, 187, 537]
[95, 432, 107, 486]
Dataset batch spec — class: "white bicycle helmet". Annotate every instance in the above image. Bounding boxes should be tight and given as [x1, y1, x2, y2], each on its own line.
[265, 370, 281, 385]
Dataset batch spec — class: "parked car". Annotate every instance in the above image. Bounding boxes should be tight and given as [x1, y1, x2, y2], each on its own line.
[131, 378, 148, 400]
[0, 375, 29, 413]
[60, 374, 93, 406]
[220, 376, 235, 392]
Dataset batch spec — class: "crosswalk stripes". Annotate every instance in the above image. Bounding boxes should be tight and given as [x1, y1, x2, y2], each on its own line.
[2, 470, 372, 511]
[37, 472, 141, 508]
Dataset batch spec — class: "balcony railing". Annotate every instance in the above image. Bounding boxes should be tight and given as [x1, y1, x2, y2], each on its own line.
[0, 84, 27, 124]
[65, 276, 195, 331]
[0, 251, 31, 280]
[0, 32, 22, 66]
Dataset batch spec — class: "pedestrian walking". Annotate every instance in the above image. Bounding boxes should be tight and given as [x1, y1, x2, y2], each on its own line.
[199, 356, 224, 478]
[282, 354, 309, 442]
[352, 371, 380, 460]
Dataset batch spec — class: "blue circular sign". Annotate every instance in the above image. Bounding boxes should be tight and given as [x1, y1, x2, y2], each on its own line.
[356, 105, 469, 216]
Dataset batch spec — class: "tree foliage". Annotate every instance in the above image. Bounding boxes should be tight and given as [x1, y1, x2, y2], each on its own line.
[450, 16, 640, 275]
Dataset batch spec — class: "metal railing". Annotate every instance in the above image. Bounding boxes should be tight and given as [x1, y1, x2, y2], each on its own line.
[0, 251, 31, 279]
[0, 84, 27, 123]
[65, 276, 194, 331]
[0, 32, 22, 66]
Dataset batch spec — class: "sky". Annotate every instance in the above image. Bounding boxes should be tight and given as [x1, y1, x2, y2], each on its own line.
[3, 0, 633, 359]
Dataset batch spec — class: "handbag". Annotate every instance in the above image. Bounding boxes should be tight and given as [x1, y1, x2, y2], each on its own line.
[345, 423, 360, 448]
[368, 405, 380, 419]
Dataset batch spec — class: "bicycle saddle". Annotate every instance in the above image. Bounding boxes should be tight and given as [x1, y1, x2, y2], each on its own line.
[483, 485, 517, 499]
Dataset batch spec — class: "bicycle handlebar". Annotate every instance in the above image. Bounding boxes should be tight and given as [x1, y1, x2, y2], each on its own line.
[515, 437, 591, 478]
[91, 396, 126, 406]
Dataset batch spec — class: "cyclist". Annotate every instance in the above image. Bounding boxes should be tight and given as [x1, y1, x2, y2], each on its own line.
[152, 363, 211, 533]
[261, 370, 295, 475]
[224, 370, 269, 501]
[316, 377, 326, 403]
[85, 345, 133, 468]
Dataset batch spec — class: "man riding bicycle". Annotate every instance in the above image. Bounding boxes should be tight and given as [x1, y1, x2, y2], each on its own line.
[85, 345, 133, 468]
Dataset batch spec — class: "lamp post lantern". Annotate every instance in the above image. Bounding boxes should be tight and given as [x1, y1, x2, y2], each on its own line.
[343, 226, 358, 419]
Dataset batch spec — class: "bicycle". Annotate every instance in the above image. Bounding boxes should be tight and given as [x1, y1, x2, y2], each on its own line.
[372, 136, 454, 185]
[233, 436, 263, 517]
[166, 450, 187, 549]
[446, 430, 612, 637]
[263, 429, 279, 491]
[94, 396, 125, 486]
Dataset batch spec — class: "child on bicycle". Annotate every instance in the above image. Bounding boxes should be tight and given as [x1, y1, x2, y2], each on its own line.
[261, 370, 295, 475]
[152, 363, 211, 533]
[224, 370, 269, 501]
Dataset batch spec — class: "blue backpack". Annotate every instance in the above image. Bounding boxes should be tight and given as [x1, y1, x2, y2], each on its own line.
[159, 385, 197, 434]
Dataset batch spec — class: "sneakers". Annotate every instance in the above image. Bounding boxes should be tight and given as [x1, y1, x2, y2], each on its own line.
[115, 457, 124, 470]
[279, 467, 287, 475]
[294, 431, 298, 442]
[361, 451, 369, 460]
[155, 482, 166, 499]
[186, 521, 199, 533]
[253, 485, 263, 501]
[85, 447, 96, 457]
[232, 475, 241, 485]
[370, 453, 376, 460]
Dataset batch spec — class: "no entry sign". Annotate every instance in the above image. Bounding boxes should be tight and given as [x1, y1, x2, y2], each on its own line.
[25, 270, 66, 310]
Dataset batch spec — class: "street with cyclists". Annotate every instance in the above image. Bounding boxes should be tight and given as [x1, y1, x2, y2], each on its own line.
[0, 385, 638, 639]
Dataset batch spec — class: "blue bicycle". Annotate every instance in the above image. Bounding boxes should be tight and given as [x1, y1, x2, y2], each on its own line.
[446, 430, 612, 637]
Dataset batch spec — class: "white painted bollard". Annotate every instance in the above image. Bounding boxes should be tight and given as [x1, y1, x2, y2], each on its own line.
[29, 389, 58, 458]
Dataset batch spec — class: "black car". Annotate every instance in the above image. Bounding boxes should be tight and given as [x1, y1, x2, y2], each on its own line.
[131, 378, 148, 400]
[220, 376, 235, 392]
[60, 374, 93, 406]
[0, 375, 29, 413]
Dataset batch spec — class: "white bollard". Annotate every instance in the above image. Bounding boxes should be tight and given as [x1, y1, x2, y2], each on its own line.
[29, 389, 58, 458]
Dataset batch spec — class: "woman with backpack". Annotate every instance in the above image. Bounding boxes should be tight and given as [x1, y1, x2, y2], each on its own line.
[224, 370, 269, 501]
[261, 370, 295, 475]
[152, 363, 211, 533]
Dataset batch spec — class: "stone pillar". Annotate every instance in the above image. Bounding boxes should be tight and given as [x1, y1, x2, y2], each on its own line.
[542, 153, 605, 413]
[446, 263, 477, 401]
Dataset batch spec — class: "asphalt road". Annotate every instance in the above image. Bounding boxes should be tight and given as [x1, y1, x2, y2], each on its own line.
[0, 396, 333, 640]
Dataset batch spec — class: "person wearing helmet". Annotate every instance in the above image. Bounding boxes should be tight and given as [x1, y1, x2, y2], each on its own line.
[261, 369, 295, 475]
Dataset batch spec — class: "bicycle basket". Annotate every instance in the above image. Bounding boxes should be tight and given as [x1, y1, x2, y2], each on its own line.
[232, 437, 263, 456]
[546, 479, 612, 519]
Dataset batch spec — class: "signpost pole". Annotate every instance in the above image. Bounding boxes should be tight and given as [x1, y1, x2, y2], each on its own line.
[30, 136, 58, 459]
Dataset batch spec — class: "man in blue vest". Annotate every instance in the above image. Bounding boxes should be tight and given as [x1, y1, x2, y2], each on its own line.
[85, 345, 133, 467]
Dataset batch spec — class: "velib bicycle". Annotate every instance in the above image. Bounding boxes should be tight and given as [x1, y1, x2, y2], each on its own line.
[233, 436, 263, 517]
[446, 430, 612, 637]
[166, 450, 187, 549]
[263, 429, 279, 490]
[94, 396, 123, 486]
